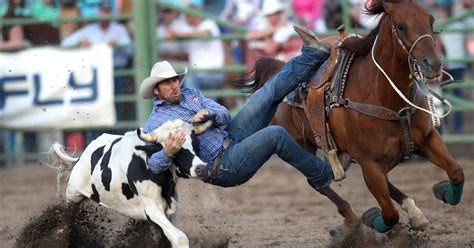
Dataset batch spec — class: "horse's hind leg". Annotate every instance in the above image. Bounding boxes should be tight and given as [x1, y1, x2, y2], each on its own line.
[388, 181, 428, 230]
[416, 129, 464, 205]
[315, 186, 360, 228]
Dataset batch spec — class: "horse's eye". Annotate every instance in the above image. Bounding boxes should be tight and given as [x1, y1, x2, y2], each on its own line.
[397, 23, 406, 33]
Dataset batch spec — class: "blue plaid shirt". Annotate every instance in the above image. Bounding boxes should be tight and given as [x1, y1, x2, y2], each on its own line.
[144, 88, 231, 174]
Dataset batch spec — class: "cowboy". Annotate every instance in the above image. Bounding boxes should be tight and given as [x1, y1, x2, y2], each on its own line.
[141, 25, 334, 190]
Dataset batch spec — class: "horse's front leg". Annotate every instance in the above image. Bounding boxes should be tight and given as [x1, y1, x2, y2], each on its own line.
[359, 160, 399, 233]
[388, 181, 428, 230]
[416, 129, 464, 205]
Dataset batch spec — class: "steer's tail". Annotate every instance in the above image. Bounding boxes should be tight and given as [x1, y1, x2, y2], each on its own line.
[46, 143, 79, 196]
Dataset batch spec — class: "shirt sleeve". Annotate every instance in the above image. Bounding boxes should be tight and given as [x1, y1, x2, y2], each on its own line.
[143, 106, 174, 174]
[148, 150, 174, 174]
[198, 19, 220, 37]
[273, 23, 295, 44]
[114, 23, 131, 45]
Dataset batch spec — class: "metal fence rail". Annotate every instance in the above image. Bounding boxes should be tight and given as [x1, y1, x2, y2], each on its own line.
[1, 0, 473, 165]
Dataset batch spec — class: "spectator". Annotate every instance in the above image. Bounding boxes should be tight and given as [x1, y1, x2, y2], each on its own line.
[167, 4, 226, 90]
[0, 0, 30, 51]
[61, 1, 132, 70]
[324, 0, 343, 29]
[245, 0, 297, 65]
[349, 0, 380, 29]
[116, 0, 132, 14]
[61, 1, 133, 125]
[24, 0, 61, 45]
[59, 0, 80, 39]
[30, 0, 60, 21]
[78, 0, 117, 18]
[436, 0, 472, 133]
[464, 0, 474, 56]
[220, 0, 262, 63]
[220, 0, 261, 28]
[292, 0, 327, 33]
[156, 7, 190, 68]
[0, 24, 30, 50]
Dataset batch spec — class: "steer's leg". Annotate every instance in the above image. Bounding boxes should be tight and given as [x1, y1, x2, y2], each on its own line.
[387, 181, 428, 230]
[416, 129, 464, 205]
[143, 198, 188, 248]
[167, 192, 179, 226]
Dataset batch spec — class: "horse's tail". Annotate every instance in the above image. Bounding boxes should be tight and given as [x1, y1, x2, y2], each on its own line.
[45, 143, 79, 196]
[234, 57, 286, 93]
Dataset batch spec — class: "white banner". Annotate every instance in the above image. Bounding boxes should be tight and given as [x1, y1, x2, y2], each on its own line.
[0, 44, 116, 129]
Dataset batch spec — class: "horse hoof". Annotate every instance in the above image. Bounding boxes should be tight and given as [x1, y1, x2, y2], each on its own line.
[409, 216, 429, 231]
[432, 180, 450, 203]
[432, 180, 464, 205]
[362, 207, 381, 228]
[362, 207, 393, 233]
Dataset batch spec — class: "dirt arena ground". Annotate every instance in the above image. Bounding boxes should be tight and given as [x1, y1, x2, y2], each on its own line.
[1, 156, 473, 247]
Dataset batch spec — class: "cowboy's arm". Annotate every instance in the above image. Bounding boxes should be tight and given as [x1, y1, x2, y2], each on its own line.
[148, 151, 173, 174]
[147, 130, 186, 174]
[144, 110, 182, 174]
[198, 92, 231, 126]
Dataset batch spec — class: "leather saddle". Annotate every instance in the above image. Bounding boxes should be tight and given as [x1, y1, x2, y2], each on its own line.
[286, 26, 357, 181]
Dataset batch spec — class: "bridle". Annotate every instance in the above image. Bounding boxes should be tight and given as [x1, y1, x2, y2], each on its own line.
[371, 15, 453, 119]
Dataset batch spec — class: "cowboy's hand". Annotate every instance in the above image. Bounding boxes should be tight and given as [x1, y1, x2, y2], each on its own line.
[163, 130, 186, 157]
[189, 109, 210, 123]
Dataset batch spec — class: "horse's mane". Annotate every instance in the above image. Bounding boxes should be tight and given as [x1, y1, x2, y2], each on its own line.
[339, 0, 404, 56]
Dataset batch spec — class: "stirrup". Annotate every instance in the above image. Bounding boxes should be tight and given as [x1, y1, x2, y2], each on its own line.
[327, 149, 346, 181]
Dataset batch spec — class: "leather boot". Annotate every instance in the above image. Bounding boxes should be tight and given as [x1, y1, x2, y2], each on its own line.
[293, 24, 331, 53]
[337, 152, 353, 172]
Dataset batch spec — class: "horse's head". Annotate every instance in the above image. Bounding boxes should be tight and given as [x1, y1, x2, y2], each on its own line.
[378, 0, 441, 79]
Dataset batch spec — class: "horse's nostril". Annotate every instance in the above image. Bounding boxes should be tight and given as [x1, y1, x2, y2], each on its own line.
[421, 57, 441, 71]
[422, 58, 430, 67]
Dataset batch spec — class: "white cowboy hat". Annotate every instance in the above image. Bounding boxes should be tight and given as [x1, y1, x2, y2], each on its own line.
[140, 61, 187, 99]
[262, 0, 287, 16]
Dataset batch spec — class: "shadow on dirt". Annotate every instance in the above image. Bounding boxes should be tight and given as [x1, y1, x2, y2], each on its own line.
[328, 223, 433, 248]
[15, 200, 228, 248]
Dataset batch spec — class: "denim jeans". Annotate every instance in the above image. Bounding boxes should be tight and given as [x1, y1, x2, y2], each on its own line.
[212, 46, 333, 189]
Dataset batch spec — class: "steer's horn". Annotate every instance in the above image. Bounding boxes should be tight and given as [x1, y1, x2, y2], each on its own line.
[193, 119, 213, 135]
[137, 128, 158, 142]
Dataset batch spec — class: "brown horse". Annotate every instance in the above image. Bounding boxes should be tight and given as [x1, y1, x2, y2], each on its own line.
[242, 0, 464, 233]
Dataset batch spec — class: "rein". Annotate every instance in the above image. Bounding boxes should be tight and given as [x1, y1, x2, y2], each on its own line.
[370, 19, 453, 119]
[327, 18, 453, 161]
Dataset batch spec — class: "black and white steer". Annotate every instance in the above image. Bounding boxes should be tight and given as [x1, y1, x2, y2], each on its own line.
[49, 119, 213, 248]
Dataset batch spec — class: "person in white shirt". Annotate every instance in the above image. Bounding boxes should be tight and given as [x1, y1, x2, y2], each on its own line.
[166, 4, 225, 90]
[61, 1, 132, 123]
[246, 0, 296, 56]
[60, 1, 132, 69]
[220, 0, 261, 28]
[156, 7, 191, 68]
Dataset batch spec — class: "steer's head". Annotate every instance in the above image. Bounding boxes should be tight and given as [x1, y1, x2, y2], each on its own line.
[137, 118, 214, 179]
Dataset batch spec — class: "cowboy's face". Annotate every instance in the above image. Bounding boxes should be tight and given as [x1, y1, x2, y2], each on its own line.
[153, 77, 181, 103]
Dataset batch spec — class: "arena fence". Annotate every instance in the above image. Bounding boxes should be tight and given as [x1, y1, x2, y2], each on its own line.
[0, 1, 473, 165]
